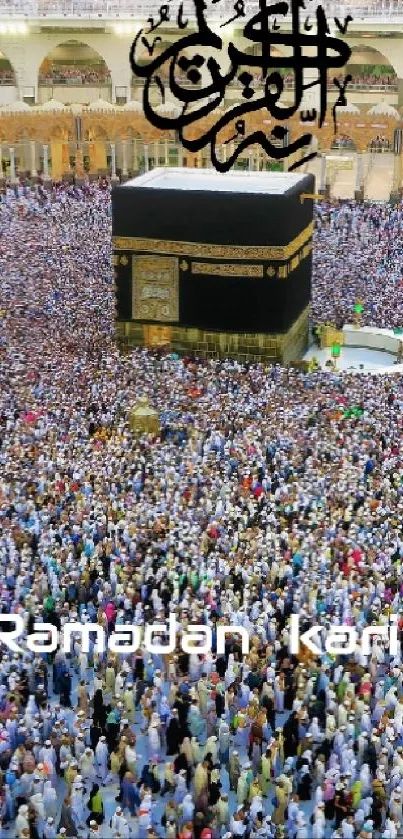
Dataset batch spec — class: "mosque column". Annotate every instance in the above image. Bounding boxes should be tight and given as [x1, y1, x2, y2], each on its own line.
[318, 154, 327, 196]
[42, 144, 49, 178]
[154, 141, 159, 168]
[121, 140, 128, 180]
[391, 149, 403, 202]
[177, 142, 183, 166]
[300, 66, 321, 175]
[9, 146, 18, 187]
[110, 142, 119, 183]
[133, 139, 138, 173]
[42, 144, 51, 188]
[300, 66, 320, 115]
[354, 153, 364, 201]
[144, 143, 149, 172]
[164, 139, 169, 166]
[30, 140, 37, 180]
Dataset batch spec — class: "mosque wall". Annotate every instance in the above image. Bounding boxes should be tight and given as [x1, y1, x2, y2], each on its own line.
[0, 28, 403, 108]
[0, 32, 134, 104]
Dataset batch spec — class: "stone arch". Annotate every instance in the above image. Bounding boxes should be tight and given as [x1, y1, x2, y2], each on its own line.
[346, 38, 403, 80]
[330, 133, 357, 150]
[11, 125, 36, 173]
[366, 131, 394, 152]
[0, 33, 124, 104]
[85, 122, 109, 175]
[125, 125, 144, 142]
[38, 39, 112, 86]
[345, 44, 397, 87]
[50, 125, 65, 140]
[30, 33, 134, 104]
[16, 125, 35, 141]
[84, 123, 108, 142]
[0, 47, 16, 84]
[310, 119, 368, 153]
[48, 120, 74, 140]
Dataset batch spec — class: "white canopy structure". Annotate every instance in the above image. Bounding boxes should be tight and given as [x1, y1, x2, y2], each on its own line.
[39, 98, 66, 112]
[122, 100, 143, 112]
[336, 102, 361, 114]
[0, 100, 32, 112]
[368, 101, 400, 119]
[155, 102, 182, 117]
[87, 98, 116, 112]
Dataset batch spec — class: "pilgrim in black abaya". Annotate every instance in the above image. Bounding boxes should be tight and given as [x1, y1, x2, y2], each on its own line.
[166, 713, 182, 755]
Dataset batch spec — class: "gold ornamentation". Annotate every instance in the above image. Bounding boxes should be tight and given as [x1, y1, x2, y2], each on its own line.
[117, 305, 310, 362]
[299, 193, 325, 203]
[180, 260, 189, 271]
[120, 255, 129, 266]
[144, 325, 172, 346]
[300, 242, 313, 259]
[112, 223, 313, 262]
[276, 241, 312, 279]
[321, 326, 345, 349]
[112, 254, 120, 266]
[75, 147, 84, 177]
[191, 262, 264, 278]
[132, 255, 179, 323]
[266, 266, 276, 277]
[290, 254, 300, 272]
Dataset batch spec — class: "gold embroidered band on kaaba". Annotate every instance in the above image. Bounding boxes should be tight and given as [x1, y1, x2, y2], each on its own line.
[113, 222, 313, 262]
[192, 262, 264, 278]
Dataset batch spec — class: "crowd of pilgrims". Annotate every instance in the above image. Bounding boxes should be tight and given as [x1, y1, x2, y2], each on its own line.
[312, 200, 403, 330]
[1, 182, 403, 839]
[38, 65, 111, 84]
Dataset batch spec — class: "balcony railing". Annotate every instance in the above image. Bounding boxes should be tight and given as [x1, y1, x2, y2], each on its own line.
[2, 0, 403, 18]
[131, 76, 398, 91]
[225, 77, 398, 92]
[39, 76, 111, 85]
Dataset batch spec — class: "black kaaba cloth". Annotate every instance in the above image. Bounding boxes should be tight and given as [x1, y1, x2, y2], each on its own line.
[112, 168, 314, 335]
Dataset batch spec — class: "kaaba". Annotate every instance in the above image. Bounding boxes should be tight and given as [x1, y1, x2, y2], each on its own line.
[112, 168, 315, 363]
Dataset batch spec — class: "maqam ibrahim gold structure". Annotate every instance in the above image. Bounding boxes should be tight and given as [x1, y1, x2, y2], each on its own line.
[129, 396, 160, 435]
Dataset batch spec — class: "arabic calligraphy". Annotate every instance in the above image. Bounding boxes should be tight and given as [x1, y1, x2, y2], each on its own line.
[130, 0, 352, 173]
[132, 255, 179, 322]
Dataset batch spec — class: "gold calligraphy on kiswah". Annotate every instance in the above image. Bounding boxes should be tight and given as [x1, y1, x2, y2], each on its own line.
[132, 255, 179, 323]
[130, 0, 353, 173]
[191, 262, 264, 278]
[113, 223, 313, 262]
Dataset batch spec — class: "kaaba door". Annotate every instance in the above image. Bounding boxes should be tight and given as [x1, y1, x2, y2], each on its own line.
[144, 325, 172, 346]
